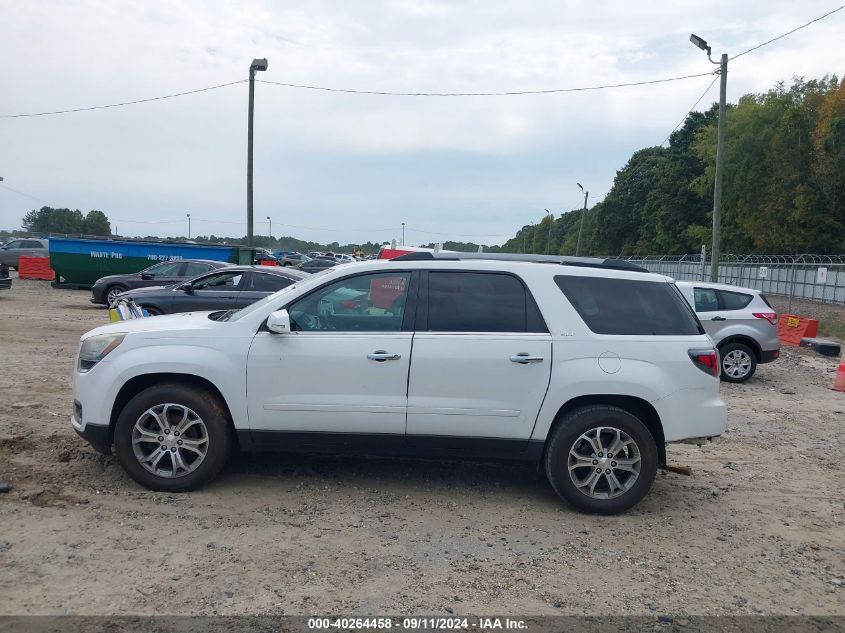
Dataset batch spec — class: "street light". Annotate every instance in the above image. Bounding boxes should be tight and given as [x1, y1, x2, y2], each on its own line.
[401, 222, 405, 246]
[266, 216, 272, 242]
[186, 213, 191, 239]
[543, 209, 553, 255]
[247, 57, 269, 248]
[690, 33, 727, 282]
[576, 183, 589, 256]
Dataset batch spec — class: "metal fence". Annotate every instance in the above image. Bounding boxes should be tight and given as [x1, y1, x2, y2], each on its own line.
[619, 254, 845, 310]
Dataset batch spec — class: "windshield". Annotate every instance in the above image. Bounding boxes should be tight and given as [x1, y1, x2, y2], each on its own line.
[226, 268, 334, 322]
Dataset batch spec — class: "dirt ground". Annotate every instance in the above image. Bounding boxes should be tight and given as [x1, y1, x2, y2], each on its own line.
[1, 275, 844, 616]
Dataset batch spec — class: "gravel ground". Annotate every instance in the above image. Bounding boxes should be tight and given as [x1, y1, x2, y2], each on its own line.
[1, 275, 844, 616]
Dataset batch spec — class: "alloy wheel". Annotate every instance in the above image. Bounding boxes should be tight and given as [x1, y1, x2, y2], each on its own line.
[131, 403, 209, 478]
[722, 349, 752, 379]
[568, 426, 641, 499]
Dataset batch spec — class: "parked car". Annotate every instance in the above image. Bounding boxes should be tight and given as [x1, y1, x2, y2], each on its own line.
[114, 265, 308, 315]
[0, 238, 49, 268]
[91, 260, 231, 306]
[253, 248, 279, 264]
[71, 253, 725, 514]
[307, 251, 325, 259]
[277, 252, 311, 267]
[297, 258, 337, 273]
[332, 253, 357, 264]
[675, 281, 780, 383]
[0, 263, 11, 290]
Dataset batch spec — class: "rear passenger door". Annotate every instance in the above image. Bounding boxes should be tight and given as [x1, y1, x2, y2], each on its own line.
[406, 271, 552, 452]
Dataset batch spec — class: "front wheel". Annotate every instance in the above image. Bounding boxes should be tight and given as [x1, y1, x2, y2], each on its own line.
[113, 383, 232, 492]
[719, 342, 757, 383]
[544, 406, 658, 514]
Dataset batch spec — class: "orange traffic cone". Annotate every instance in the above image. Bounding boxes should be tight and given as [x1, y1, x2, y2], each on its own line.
[832, 363, 845, 392]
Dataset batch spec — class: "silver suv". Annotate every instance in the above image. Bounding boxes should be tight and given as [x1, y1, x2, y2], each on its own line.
[676, 281, 780, 383]
[0, 238, 49, 268]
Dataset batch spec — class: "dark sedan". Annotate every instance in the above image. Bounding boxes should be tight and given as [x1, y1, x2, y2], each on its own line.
[297, 258, 338, 273]
[91, 259, 230, 306]
[116, 265, 308, 315]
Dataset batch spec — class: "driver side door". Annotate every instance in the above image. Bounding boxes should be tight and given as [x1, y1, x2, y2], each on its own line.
[246, 271, 417, 449]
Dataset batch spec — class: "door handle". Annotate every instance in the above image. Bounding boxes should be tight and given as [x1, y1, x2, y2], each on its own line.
[711, 316, 726, 321]
[367, 351, 401, 362]
[510, 353, 544, 364]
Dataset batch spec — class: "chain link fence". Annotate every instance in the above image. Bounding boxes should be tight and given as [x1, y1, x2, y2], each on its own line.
[620, 254, 845, 311]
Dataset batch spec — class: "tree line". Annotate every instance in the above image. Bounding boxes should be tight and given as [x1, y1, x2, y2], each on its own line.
[500, 75, 845, 256]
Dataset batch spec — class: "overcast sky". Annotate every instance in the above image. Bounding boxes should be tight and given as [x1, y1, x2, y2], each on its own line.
[1, 1, 843, 246]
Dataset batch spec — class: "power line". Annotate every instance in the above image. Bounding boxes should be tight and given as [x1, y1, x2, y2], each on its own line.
[730, 4, 845, 60]
[256, 72, 716, 97]
[0, 183, 51, 204]
[0, 80, 246, 119]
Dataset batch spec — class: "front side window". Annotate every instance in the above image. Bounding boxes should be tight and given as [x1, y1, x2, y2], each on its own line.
[288, 272, 411, 332]
[427, 272, 536, 333]
[145, 261, 183, 276]
[718, 290, 753, 310]
[693, 287, 719, 312]
[555, 275, 702, 336]
[190, 271, 243, 290]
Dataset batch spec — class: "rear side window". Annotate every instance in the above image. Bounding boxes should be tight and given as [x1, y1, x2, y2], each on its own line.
[427, 272, 546, 333]
[247, 272, 295, 292]
[718, 290, 753, 310]
[184, 262, 213, 277]
[555, 275, 703, 335]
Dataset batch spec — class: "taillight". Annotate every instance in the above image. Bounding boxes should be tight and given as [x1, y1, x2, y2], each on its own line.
[689, 348, 720, 377]
[753, 312, 777, 325]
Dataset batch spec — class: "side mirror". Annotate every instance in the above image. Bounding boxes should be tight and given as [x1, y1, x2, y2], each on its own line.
[267, 309, 291, 334]
[181, 285, 194, 294]
[140, 272, 154, 280]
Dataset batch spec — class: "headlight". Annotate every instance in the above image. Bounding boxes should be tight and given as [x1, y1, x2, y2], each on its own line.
[78, 333, 125, 372]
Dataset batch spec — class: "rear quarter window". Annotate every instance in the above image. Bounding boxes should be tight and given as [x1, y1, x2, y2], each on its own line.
[718, 290, 753, 310]
[554, 275, 703, 336]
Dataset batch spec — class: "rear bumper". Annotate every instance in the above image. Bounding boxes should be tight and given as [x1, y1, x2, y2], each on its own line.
[760, 349, 780, 364]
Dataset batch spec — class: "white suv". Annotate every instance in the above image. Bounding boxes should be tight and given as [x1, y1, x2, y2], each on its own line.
[71, 253, 726, 514]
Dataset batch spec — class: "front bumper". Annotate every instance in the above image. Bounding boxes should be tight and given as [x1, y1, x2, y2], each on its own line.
[0, 278, 11, 290]
[89, 285, 107, 305]
[71, 412, 111, 455]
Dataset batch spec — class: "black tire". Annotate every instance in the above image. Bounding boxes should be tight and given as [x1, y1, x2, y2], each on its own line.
[113, 383, 233, 492]
[544, 406, 658, 515]
[104, 284, 128, 305]
[719, 342, 757, 383]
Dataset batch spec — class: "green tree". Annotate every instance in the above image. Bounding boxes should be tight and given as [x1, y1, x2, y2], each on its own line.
[82, 210, 112, 236]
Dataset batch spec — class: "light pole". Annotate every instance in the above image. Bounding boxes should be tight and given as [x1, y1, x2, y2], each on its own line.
[576, 183, 588, 256]
[543, 209, 553, 255]
[186, 213, 191, 239]
[690, 34, 726, 282]
[266, 216, 272, 243]
[247, 58, 269, 248]
[401, 222, 405, 246]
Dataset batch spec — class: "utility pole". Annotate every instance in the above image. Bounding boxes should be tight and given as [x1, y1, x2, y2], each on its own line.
[247, 58, 269, 248]
[401, 222, 405, 246]
[267, 216, 272, 242]
[690, 35, 727, 282]
[186, 213, 191, 239]
[543, 209, 553, 255]
[576, 183, 588, 256]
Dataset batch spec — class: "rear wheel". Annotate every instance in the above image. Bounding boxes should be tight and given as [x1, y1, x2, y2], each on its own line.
[544, 406, 658, 514]
[719, 342, 757, 383]
[113, 383, 232, 492]
[105, 284, 127, 305]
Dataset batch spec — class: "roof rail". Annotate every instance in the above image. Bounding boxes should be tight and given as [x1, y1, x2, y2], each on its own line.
[389, 251, 649, 273]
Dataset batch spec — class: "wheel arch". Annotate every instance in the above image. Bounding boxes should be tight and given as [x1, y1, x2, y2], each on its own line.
[109, 373, 236, 447]
[544, 395, 666, 466]
[718, 335, 761, 361]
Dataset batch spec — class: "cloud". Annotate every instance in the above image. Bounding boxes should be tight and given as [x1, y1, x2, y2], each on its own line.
[1, 0, 843, 245]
